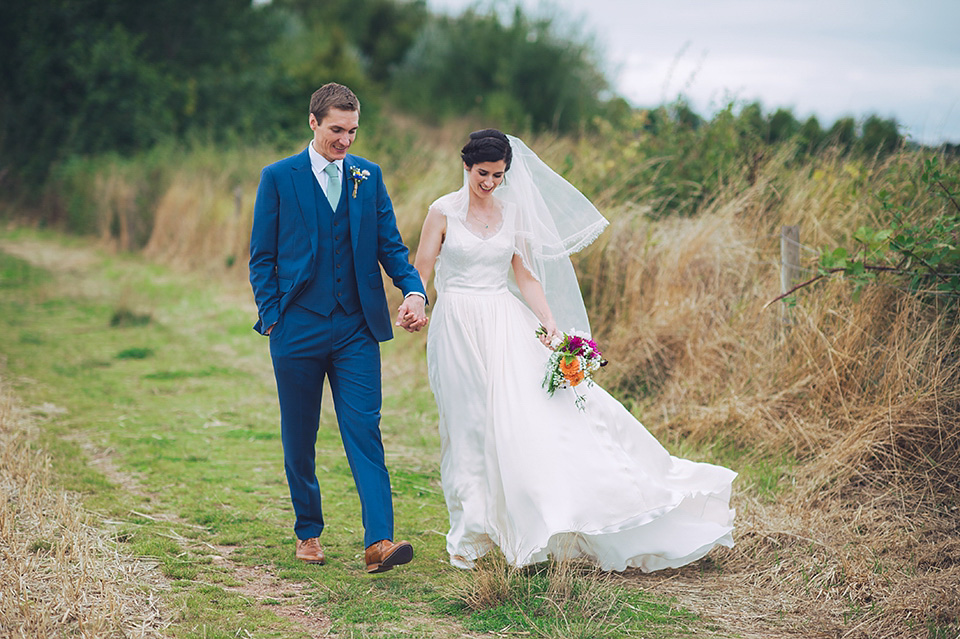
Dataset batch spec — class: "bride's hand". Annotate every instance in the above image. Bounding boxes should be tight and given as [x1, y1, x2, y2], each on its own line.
[537, 321, 560, 348]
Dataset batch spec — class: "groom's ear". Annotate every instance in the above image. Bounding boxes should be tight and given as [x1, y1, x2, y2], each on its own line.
[308, 113, 318, 130]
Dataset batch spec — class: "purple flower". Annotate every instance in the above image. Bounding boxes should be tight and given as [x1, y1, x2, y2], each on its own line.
[567, 335, 584, 354]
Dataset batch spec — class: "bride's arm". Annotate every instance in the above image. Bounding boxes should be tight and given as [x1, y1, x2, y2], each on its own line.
[512, 254, 559, 346]
[413, 208, 446, 291]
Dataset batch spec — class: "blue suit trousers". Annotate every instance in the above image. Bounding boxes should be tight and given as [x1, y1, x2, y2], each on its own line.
[269, 304, 392, 547]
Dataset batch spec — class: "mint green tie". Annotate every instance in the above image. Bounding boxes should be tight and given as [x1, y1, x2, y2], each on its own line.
[324, 163, 341, 208]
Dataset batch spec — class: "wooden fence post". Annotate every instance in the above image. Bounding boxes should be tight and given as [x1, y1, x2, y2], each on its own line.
[780, 225, 800, 324]
[780, 225, 801, 294]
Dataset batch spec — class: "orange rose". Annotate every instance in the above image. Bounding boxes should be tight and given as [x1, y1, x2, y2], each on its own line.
[558, 357, 585, 387]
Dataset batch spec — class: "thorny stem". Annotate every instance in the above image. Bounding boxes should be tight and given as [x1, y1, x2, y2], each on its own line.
[763, 263, 928, 309]
[937, 179, 960, 213]
[763, 272, 833, 309]
[888, 239, 953, 286]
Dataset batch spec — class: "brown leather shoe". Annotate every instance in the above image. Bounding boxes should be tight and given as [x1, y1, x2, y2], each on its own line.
[295, 537, 326, 564]
[364, 539, 413, 574]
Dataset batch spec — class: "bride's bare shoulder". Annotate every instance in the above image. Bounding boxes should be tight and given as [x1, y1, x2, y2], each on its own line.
[423, 204, 448, 238]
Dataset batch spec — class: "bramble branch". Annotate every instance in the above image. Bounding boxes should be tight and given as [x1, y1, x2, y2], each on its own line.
[763, 264, 908, 309]
[889, 240, 954, 286]
[937, 179, 960, 213]
[763, 271, 834, 309]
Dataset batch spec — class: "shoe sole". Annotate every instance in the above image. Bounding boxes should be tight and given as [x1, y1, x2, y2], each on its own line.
[366, 543, 414, 574]
[366, 562, 393, 574]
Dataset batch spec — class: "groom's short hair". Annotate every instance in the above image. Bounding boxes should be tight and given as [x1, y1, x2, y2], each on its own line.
[310, 83, 361, 123]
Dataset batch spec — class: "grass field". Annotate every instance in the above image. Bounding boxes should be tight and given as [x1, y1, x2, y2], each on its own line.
[4, 133, 960, 638]
[0, 229, 709, 639]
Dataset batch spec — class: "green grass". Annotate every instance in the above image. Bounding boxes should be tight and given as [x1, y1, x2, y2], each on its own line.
[116, 347, 155, 359]
[448, 557, 699, 638]
[0, 229, 707, 638]
[671, 433, 799, 503]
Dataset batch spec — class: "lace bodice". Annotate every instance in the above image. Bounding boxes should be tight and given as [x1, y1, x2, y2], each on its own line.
[435, 210, 517, 296]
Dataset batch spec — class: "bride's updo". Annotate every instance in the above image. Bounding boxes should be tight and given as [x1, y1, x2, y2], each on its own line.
[461, 129, 512, 170]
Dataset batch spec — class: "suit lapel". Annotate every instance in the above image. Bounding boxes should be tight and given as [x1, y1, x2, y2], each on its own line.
[344, 155, 362, 251]
[291, 147, 319, 259]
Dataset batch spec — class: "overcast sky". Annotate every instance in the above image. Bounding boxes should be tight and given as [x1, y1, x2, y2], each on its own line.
[427, 0, 960, 145]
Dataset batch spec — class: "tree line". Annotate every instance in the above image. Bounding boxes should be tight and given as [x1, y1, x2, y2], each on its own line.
[0, 0, 908, 190]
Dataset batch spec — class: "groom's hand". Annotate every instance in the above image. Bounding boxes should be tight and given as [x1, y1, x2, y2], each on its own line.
[396, 294, 428, 333]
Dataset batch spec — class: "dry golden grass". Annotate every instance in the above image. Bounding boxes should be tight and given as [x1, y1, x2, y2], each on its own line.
[571, 147, 960, 638]
[577, 148, 960, 496]
[0, 384, 169, 638]
[94, 167, 141, 251]
[140, 165, 256, 274]
[629, 492, 960, 638]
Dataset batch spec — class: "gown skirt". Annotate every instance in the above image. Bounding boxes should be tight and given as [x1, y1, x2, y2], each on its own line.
[426, 215, 736, 572]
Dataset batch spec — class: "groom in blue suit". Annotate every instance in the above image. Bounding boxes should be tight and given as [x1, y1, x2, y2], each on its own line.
[249, 83, 427, 573]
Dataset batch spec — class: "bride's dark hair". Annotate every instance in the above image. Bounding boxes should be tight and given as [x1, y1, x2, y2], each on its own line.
[461, 129, 512, 170]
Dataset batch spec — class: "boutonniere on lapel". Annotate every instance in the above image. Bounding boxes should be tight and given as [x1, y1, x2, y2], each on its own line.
[349, 167, 370, 198]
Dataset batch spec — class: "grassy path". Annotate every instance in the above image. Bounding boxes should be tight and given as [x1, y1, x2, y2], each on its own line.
[0, 229, 700, 639]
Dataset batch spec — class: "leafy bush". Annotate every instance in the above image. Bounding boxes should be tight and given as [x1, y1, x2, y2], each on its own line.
[0, 0, 282, 182]
[274, 0, 428, 83]
[390, 5, 607, 132]
[799, 155, 960, 301]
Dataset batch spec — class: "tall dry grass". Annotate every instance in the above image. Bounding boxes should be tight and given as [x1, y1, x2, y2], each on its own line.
[576, 146, 960, 498]
[83, 118, 471, 276]
[142, 174, 251, 271]
[139, 147, 272, 272]
[570, 146, 960, 638]
[0, 384, 168, 638]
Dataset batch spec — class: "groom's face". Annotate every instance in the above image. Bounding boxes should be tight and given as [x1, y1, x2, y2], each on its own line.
[310, 108, 359, 162]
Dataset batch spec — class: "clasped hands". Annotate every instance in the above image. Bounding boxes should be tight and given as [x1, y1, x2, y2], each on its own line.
[395, 294, 428, 332]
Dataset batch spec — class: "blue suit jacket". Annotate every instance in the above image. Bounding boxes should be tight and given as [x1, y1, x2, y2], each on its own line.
[249, 147, 426, 342]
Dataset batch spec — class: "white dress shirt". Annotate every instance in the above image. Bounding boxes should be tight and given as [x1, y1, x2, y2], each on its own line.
[307, 142, 342, 198]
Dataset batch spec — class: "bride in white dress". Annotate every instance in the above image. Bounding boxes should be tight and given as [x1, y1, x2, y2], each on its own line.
[413, 130, 736, 572]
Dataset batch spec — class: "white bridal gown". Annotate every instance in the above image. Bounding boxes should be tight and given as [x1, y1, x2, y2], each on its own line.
[426, 209, 736, 572]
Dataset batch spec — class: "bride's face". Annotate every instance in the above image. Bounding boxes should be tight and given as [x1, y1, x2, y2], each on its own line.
[465, 160, 507, 200]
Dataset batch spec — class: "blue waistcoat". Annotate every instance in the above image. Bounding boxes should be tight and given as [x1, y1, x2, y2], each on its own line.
[294, 177, 361, 316]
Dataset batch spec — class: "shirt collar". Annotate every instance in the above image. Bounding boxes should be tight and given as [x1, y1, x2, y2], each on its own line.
[307, 142, 343, 176]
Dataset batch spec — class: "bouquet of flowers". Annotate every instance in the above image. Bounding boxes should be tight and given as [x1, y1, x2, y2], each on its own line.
[536, 326, 607, 410]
